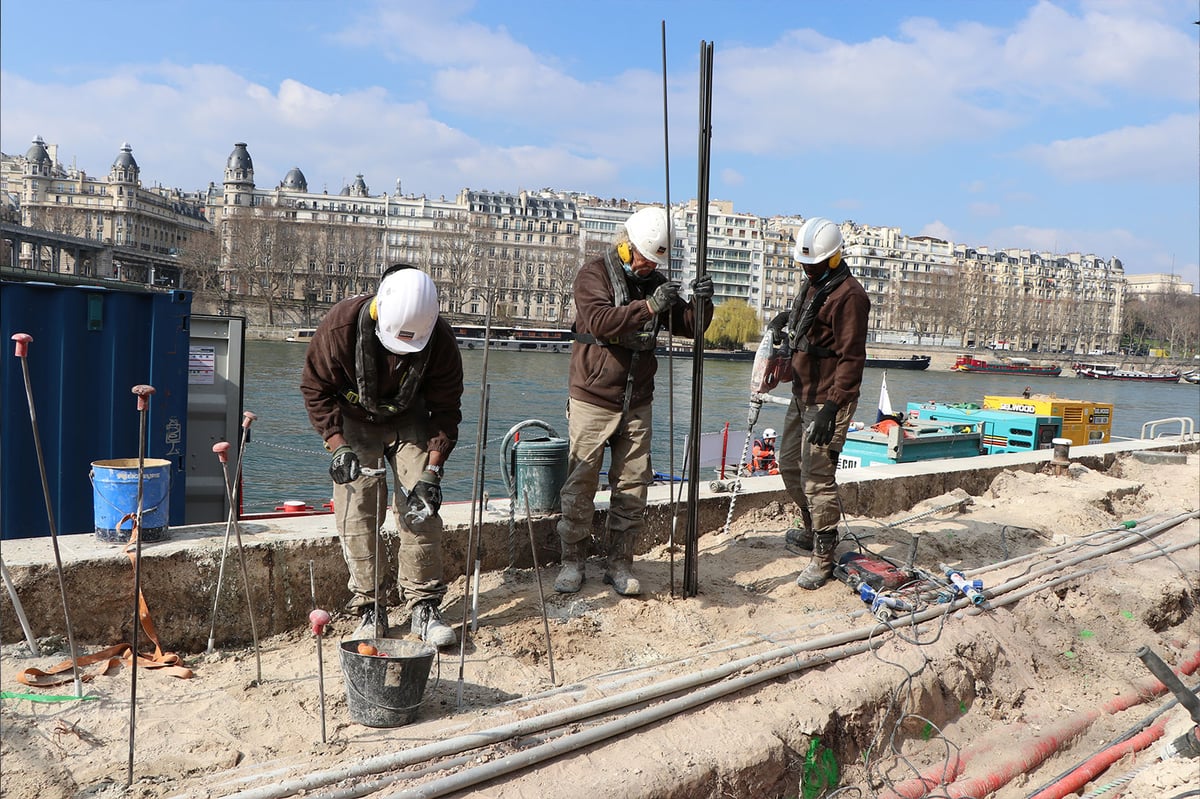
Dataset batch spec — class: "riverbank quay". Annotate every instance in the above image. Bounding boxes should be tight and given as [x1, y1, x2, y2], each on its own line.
[0, 433, 1194, 649]
[1, 432, 1197, 799]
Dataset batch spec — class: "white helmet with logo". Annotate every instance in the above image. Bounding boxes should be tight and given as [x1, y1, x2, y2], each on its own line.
[624, 207, 670, 265]
[793, 217, 843, 265]
[374, 268, 440, 354]
[762, 428, 777, 440]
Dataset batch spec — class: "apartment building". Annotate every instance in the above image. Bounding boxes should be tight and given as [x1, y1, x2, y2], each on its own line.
[2, 136, 210, 283]
[677, 199, 764, 308]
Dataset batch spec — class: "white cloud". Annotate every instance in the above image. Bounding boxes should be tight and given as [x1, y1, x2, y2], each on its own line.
[969, 202, 1002, 218]
[1020, 114, 1199, 182]
[918, 220, 955, 241]
[720, 168, 744, 186]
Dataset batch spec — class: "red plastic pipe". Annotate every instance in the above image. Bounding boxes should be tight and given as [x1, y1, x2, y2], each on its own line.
[881, 647, 1200, 799]
[1025, 717, 1168, 799]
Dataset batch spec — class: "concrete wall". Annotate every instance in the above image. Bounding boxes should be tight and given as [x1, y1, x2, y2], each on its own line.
[1, 437, 1194, 651]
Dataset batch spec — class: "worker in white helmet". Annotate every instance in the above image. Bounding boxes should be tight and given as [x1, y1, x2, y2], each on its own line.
[556, 206, 714, 597]
[301, 264, 464, 647]
[771, 218, 870, 590]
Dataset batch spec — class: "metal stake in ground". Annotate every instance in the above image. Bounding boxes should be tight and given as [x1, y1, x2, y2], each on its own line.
[363, 458, 388, 640]
[0, 553, 40, 656]
[127, 383, 155, 787]
[207, 442, 239, 654]
[523, 494, 556, 686]
[10, 333, 81, 694]
[308, 561, 331, 745]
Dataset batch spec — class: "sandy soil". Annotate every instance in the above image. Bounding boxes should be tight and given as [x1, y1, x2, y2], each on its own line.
[2, 452, 1198, 799]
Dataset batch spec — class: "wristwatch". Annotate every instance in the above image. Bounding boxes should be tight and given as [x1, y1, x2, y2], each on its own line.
[425, 464, 442, 477]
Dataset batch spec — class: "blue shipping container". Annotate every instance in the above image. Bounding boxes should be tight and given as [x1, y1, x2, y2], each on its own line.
[1, 280, 191, 540]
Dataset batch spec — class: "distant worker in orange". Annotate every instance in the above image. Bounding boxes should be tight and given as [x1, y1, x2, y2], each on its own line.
[751, 428, 779, 474]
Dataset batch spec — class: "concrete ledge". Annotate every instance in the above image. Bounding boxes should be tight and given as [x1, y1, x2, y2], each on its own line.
[2, 435, 1195, 650]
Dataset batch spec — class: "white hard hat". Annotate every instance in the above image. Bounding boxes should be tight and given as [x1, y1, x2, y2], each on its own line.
[374, 268, 440, 354]
[763, 428, 777, 439]
[794, 217, 843, 265]
[624, 207, 670, 265]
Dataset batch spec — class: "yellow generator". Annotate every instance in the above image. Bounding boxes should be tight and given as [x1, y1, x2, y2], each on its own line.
[983, 395, 1113, 446]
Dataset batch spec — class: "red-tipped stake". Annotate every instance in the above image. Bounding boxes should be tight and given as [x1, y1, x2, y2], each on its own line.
[206, 442, 236, 654]
[309, 606, 332, 743]
[10, 333, 82, 692]
[127, 383, 156, 787]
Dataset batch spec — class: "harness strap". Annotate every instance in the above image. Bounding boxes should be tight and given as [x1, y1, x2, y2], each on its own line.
[16, 515, 192, 687]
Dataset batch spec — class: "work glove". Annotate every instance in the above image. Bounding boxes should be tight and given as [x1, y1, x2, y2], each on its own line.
[768, 312, 790, 347]
[689, 274, 714, 301]
[404, 469, 442, 526]
[807, 401, 839, 447]
[646, 280, 680, 314]
[329, 446, 361, 484]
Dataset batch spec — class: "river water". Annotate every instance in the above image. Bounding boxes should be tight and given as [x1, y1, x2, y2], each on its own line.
[240, 341, 1199, 514]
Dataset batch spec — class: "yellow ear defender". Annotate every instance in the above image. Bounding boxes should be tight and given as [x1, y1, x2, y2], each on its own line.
[369, 298, 378, 320]
[616, 241, 632, 264]
[829, 251, 842, 270]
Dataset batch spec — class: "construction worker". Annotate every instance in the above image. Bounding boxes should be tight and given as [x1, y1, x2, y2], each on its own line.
[555, 206, 714, 597]
[301, 265, 464, 646]
[751, 428, 779, 474]
[772, 218, 870, 590]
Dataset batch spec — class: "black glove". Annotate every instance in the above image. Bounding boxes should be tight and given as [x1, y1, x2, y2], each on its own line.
[405, 469, 442, 525]
[807, 401, 839, 447]
[646, 280, 680, 314]
[690, 274, 714, 301]
[768, 312, 790, 346]
[329, 446, 361, 484]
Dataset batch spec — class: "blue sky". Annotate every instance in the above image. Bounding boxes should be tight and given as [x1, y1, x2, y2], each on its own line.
[2, 0, 1196, 286]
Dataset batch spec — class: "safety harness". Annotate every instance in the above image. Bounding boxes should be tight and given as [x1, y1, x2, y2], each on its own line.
[343, 300, 431, 419]
[787, 267, 850, 359]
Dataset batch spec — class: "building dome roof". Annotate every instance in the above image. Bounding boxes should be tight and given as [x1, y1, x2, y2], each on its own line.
[112, 142, 138, 170]
[226, 142, 254, 171]
[25, 136, 50, 165]
[281, 167, 308, 191]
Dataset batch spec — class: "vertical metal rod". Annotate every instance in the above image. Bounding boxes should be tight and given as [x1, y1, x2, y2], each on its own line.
[10, 333, 78, 689]
[684, 41, 714, 597]
[0, 555, 40, 656]
[127, 383, 155, 787]
[523, 494, 556, 686]
[309, 561, 327, 745]
[457, 296, 495, 708]
[371, 457, 386, 640]
[660, 20, 679, 598]
[207, 442, 237, 653]
[470, 386, 491, 634]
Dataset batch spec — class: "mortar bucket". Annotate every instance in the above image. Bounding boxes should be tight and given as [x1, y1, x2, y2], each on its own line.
[339, 639, 436, 727]
[90, 458, 171, 543]
[513, 436, 568, 514]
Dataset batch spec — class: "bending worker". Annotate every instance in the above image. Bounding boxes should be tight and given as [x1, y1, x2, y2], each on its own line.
[773, 218, 870, 590]
[301, 265, 464, 646]
[555, 206, 714, 597]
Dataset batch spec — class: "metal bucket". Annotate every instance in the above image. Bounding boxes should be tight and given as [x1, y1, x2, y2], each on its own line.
[512, 435, 568, 514]
[90, 458, 171, 543]
[338, 639, 436, 727]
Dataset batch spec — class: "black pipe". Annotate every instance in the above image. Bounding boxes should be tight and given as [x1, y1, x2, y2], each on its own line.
[1136, 645, 1200, 725]
[683, 40, 713, 597]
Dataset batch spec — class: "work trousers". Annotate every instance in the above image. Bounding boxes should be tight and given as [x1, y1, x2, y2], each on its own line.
[777, 398, 858, 531]
[334, 413, 444, 613]
[556, 398, 654, 552]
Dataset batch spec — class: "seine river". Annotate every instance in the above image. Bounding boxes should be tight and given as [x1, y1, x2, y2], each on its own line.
[239, 340, 1199, 514]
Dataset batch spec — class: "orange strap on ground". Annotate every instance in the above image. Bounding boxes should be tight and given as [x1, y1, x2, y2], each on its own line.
[15, 515, 194, 687]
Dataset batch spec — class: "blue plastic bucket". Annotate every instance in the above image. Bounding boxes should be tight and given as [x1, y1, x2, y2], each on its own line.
[90, 458, 171, 543]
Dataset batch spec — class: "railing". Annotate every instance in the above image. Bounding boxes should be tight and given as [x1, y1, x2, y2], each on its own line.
[1140, 417, 1197, 440]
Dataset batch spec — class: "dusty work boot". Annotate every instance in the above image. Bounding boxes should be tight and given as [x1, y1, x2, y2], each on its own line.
[784, 523, 813, 551]
[796, 530, 838, 591]
[410, 600, 456, 648]
[603, 534, 642, 597]
[349, 605, 388, 640]
[554, 539, 587, 594]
